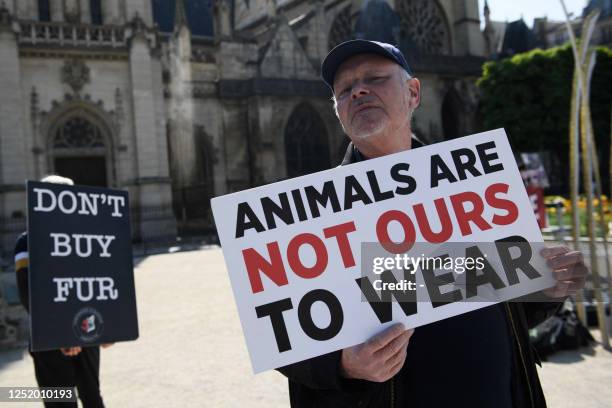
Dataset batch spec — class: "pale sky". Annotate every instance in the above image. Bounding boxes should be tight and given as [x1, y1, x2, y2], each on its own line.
[479, 0, 589, 27]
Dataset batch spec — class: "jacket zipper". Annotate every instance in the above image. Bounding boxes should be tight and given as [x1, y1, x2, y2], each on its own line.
[505, 303, 535, 408]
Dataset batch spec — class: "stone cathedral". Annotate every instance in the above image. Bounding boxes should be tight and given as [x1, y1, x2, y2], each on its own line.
[0, 0, 492, 261]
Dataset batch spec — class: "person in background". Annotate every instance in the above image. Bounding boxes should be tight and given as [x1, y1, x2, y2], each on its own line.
[15, 175, 110, 408]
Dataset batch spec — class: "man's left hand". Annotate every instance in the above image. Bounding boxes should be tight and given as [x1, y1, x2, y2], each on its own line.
[541, 246, 588, 298]
[60, 347, 82, 357]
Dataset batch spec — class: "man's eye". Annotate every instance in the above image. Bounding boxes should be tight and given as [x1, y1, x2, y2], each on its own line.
[368, 76, 386, 83]
[338, 87, 350, 97]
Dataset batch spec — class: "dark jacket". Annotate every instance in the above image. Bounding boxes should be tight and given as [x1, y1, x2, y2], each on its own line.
[277, 141, 561, 408]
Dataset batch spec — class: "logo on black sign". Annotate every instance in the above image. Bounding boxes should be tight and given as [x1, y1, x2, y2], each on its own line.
[72, 307, 104, 342]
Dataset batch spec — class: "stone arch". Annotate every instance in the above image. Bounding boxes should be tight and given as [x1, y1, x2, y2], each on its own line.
[45, 105, 116, 187]
[284, 103, 331, 178]
[396, 0, 451, 55]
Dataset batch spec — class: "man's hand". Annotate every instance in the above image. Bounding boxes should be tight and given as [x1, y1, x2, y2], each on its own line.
[340, 323, 414, 382]
[541, 246, 588, 298]
[60, 346, 82, 357]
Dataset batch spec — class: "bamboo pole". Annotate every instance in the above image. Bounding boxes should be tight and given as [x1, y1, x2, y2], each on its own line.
[561, 2, 592, 325]
[560, 2, 609, 346]
[584, 51, 611, 325]
[569, 67, 586, 323]
[579, 79, 609, 347]
[585, 56, 612, 344]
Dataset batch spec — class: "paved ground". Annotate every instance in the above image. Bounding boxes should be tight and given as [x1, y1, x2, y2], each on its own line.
[0, 246, 610, 407]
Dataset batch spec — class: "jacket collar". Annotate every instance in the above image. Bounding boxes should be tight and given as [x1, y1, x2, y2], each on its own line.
[340, 134, 425, 165]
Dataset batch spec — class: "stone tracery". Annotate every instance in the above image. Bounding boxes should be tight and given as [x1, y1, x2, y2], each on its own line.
[396, 0, 450, 54]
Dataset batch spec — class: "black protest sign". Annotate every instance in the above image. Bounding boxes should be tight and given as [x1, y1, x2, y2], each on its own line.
[27, 181, 138, 351]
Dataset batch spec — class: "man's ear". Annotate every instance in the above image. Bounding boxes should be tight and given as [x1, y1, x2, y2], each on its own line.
[407, 78, 421, 109]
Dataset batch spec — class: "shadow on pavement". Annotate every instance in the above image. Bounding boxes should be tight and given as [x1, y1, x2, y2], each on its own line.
[0, 345, 28, 371]
[544, 340, 610, 364]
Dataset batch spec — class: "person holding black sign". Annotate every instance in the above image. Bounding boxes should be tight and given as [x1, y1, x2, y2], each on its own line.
[15, 175, 109, 408]
[276, 40, 588, 408]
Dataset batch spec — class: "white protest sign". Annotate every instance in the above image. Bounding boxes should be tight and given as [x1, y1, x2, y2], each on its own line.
[211, 129, 555, 373]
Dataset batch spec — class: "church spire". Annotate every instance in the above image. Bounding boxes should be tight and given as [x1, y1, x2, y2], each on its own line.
[484, 0, 491, 24]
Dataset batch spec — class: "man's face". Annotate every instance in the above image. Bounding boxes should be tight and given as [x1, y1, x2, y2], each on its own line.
[333, 54, 419, 148]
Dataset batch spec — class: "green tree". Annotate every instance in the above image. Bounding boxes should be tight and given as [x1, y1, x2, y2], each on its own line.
[477, 44, 612, 193]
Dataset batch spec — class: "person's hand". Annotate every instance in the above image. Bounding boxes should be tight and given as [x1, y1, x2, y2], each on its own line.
[340, 323, 414, 382]
[101, 343, 114, 349]
[60, 347, 82, 357]
[541, 246, 588, 298]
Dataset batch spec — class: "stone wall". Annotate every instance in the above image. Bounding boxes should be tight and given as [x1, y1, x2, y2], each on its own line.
[0, 0, 491, 255]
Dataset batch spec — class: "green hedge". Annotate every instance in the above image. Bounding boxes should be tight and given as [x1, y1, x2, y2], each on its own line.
[477, 44, 612, 193]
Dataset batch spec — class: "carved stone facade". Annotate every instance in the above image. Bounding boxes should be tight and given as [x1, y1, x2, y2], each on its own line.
[0, 0, 492, 262]
[61, 59, 91, 93]
[0, 0, 176, 264]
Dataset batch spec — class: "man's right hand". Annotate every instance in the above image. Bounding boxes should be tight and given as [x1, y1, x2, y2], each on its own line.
[340, 323, 414, 382]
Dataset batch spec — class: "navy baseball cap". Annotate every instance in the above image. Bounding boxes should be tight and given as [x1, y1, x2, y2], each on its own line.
[321, 39, 413, 90]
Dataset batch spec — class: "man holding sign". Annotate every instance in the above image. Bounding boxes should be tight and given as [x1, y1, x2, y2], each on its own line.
[273, 40, 587, 407]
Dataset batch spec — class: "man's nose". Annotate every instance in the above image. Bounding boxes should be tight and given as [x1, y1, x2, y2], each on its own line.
[351, 81, 369, 99]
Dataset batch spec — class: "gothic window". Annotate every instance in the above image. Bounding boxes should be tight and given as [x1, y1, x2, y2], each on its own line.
[285, 104, 331, 178]
[328, 6, 354, 50]
[52, 117, 105, 149]
[90, 0, 103, 25]
[442, 89, 465, 140]
[38, 0, 51, 22]
[396, 0, 450, 54]
[169, 125, 215, 225]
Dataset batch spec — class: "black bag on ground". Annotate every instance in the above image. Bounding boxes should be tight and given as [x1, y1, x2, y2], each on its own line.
[530, 307, 594, 359]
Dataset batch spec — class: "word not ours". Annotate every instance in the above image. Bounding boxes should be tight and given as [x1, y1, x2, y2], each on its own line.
[242, 182, 517, 295]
